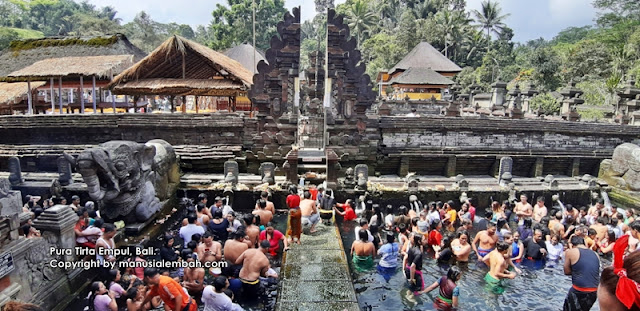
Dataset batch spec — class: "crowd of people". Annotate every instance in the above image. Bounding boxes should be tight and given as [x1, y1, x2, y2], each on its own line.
[339, 193, 640, 311]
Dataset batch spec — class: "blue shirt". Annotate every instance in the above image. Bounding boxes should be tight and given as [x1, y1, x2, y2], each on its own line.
[378, 242, 399, 268]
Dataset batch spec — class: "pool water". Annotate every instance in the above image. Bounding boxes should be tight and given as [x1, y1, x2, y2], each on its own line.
[338, 219, 604, 311]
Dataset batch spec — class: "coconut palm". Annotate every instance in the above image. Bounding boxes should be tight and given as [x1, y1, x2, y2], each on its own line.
[473, 0, 510, 40]
[345, 0, 378, 49]
[435, 9, 471, 59]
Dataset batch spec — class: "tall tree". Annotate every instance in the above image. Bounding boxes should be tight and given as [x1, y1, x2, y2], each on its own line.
[473, 0, 509, 40]
[344, 0, 378, 49]
[208, 0, 287, 51]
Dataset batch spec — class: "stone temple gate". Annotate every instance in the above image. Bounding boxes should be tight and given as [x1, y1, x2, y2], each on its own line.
[248, 7, 377, 188]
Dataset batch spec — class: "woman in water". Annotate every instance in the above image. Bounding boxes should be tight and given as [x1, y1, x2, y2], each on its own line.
[427, 220, 443, 253]
[351, 229, 375, 272]
[377, 232, 399, 282]
[87, 281, 117, 311]
[334, 199, 357, 221]
[511, 231, 524, 263]
[420, 266, 462, 311]
[451, 231, 472, 262]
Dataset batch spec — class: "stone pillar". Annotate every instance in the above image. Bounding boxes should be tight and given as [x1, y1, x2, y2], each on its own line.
[0, 180, 23, 218]
[571, 158, 581, 177]
[32, 205, 78, 262]
[56, 156, 74, 186]
[326, 149, 339, 189]
[533, 157, 544, 177]
[445, 156, 457, 177]
[399, 156, 410, 177]
[284, 150, 299, 185]
[7, 158, 22, 186]
[498, 157, 513, 184]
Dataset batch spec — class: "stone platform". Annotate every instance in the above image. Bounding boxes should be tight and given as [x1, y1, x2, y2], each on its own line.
[276, 222, 359, 311]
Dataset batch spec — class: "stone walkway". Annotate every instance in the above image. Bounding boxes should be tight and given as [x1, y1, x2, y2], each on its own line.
[275, 221, 359, 311]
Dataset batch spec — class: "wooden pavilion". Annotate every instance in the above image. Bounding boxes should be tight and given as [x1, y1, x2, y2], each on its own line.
[7, 55, 135, 114]
[109, 35, 254, 113]
[0, 81, 46, 114]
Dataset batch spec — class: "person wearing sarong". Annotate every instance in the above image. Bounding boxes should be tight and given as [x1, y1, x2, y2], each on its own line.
[286, 186, 302, 244]
[351, 229, 375, 272]
[403, 233, 425, 294]
[419, 266, 462, 311]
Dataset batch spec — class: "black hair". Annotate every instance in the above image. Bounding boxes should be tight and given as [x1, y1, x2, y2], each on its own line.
[497, 218, 507, 229]
[126, 286, 138, 300]
[260, 240, 271, 249]
[261, 191, 269, 198]
[398, 205, 408, 216]
[412, 233, 422, 246]
[143, 267, 158, 278]
[497, 241, 510, 252]
[588, 228, 597, 236]
[103, 223, 115, 233]
[187, 213, 197, 224]
[197, 193, 208, 201]
[430, 219, 441, 231]
[359, 218, 368, 227]
[93, 218, 104, 228]
[88, 210, 98, 218]
[386, 232, 395, 244]
[630, 220, 640, 232]
[258, 199, 267, 209]
[523, 218, 533, 229]
[163, 234, 174, 246]
[213, 209, 223, 219]
[181, 249, 193, 260]
[87, 281, 103, 311]
[243, 214, 254, 226]
[20, 224, 30, 237]
[447, 266, 462, 282]
[456, 230, 469, 239]
[213, 276, 228, 292]
[202, 231, 213, 239]
[106, 269, 118, 285]
[289, 185, 298, 195]
[570, 235, 585, 246]
[358, 229, 368, 241]
[398, 223, 407, 233]
[253, 214, 261, 226]
[187, 240, 198, 251]
[411, 217, 419, 227]
[196, 202, 205, 212]
[303, 191, 311, 199]
[191, 233, 202, 243]
[596, 198, 604, 205]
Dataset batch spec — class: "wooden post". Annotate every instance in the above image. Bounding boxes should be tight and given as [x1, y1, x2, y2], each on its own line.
[27, 79, 32, 115]
[125, 95, 129, 113]
[110, 71, 116, 114]
[58, 77, 63, 114]
[195, 96, 199, 113]
[92, 76, 97, 113]
[170, 96, 175, 113]
[50, 78, 54, 114]
[79, 75, 85, 113]
[181, 95, 186, 113]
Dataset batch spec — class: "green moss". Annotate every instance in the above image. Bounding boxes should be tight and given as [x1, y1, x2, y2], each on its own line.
[9, 35, 119, 52]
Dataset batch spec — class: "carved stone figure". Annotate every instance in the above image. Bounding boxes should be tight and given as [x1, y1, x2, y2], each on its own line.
[57, 156, 74, 186]
[260, 162, 276, 185]
[66, 139, 179, 223]
[271, 97, 282, 115]
[342, 167, 356, 189]
[8, 157, 23, 186]
[224, 160, 239, 186]
[600, 143, 640, 191]
[355, 164, 368, 191]
[343, 99, 354, 119]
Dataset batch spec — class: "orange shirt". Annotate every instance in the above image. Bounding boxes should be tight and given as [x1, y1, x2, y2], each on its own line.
[309, 188, 318, 200]
[148, 276, 194, 311]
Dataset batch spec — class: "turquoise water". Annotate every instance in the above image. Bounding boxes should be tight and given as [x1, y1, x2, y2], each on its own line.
[338, 219, 604, 311]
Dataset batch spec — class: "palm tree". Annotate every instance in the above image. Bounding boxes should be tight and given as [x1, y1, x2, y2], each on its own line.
[345, 0, 378, 49]
[473, 0, 510, 40]
[435, 9, 470, 59]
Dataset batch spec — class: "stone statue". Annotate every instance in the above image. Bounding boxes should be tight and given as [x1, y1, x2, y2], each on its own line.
[343, 100, 354, 119]
[342, 167, 356, 189]
[355, 164, 368, 191]
[8, 157, 23, 186]
[224, 160, 239, 186]
[57, 156, 73, 186]
[600, 143, 640, 191]
[259, 162, 276, 185]
[66, 139, 179, 223]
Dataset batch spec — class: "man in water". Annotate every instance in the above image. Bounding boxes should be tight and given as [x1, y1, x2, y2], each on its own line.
[197, 232, 223, 271]
[143, 268, 197, 311]
[202, 276, 244, 311]
[484, 242, 516, 294]
[472, 221, 499, 260]
[563, 235, 600, 311]
[514, 194, 532, 223]
[300, 191, 319, 233]
[523, 229, 547, 269]
[533, 196, 548, 223]
[255, 191, 275, 215]
[252, 199, 273, 226]
[243, 215, 260, 248]
[235, 240, 276, 301]
[351, 229, 375, 272]
[223, 230, 249, 278]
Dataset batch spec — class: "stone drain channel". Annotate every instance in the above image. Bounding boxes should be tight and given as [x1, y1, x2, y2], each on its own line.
[275, 221, 359, 311]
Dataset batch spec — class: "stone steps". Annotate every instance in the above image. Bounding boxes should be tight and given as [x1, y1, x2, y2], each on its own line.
[275, 222, 359, 311]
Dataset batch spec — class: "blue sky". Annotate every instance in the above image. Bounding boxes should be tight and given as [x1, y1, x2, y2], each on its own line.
[87, 0, 597, 43]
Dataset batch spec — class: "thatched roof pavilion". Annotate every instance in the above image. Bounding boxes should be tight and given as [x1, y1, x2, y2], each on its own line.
[109, 35, 254, 113]
[224, 43, 267, 74]
[0, 81, 46, 114]
[0, 34, 146, 78]
[6, 55, 137, 114]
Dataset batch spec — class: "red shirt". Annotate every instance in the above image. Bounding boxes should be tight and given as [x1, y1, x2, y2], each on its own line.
[286, 194, 300, 208]
[343, 206, 357, 221]
[469, 205, 476, 222]
[428, 230, 442, 246]
[260, 229, 284, 256]
[309, 188, 318, 200]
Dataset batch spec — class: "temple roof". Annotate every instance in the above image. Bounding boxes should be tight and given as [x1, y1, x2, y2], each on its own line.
[8, 55, 134, 80]
[390, 42, 462, 75]
[224, 43, 267, 74]
[389, 67, 454, 86]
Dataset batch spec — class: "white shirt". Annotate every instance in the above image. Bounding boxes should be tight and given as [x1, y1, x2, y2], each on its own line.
[427, 211, 440, 225]
[545, 241, 564, 261]
[202, 286, 244, 311]
[384, 214, 394, 227]
[222, 205, 234, 217]
[354, 226, 374, 243]
[179, 224, 205, 247]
